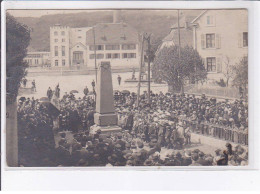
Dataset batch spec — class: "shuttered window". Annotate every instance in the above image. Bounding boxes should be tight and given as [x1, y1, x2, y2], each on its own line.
[206, 34, 215, 48]
[55, 46, 58, 56]
[243, 32, 248, 47]
[206, 57, 216, 72]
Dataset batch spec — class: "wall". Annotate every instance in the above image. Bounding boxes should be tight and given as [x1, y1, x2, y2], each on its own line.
[70, 44, 87, 66]
[194, 10, 248, 81]
[50, 26, 70, 67]
[24, 52, 50, 67]
[86, 44, 140, 69]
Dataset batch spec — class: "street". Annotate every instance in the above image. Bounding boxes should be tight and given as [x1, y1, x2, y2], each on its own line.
[19, 72, 168, 99]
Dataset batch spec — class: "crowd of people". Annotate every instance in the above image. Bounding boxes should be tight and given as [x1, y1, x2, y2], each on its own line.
[17, 86, 248, 167]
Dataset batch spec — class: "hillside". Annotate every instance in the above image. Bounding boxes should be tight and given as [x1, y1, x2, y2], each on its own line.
[15, 10, 202, 51]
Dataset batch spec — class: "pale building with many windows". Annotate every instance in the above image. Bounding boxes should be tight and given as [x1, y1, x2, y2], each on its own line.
[24, 51, 50, 67]
[49, 22, 140, 69]
[191, 9, 248, 81]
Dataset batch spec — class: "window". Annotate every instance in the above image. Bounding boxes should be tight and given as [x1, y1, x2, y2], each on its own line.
[106, 53, 112, 59]
[54, 31, 58, 36]
[55, 46, 58, 56]
[122, 44, 136, 50]
[55, 60, 58, 66]
[73, 51, 83, 60]
[112, 53, 120, 59]
[97, 54, 104, 59]
[129, 53, 136, 58]
[62, 60, 66, 66]
[122, 53, 136, 59]
[97, 45, 104, 50]
[106, 45, 120, 50]
[206, 15, 215, 26]
[62, 46, 65, 56]
[207, 16, 211, 25]
[243, 32, 248, 47]
[61, 31, 65, 35]
[89, 45, 104, 51]
[206, 57, 216, 72]
[35, 59, 38, 64]
[206, 34, 215, 48]
[89, 54, 104, 59]
[89, 54, 95, 59]
[62, 38, 65, 42]
[78, 36, 82, 39]
[55, 39, 58, 42]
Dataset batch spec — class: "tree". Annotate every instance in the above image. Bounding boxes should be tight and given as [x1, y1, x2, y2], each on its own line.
[232, 56, 248, 91]
[6, 13, 31, 104]
[152, 45, 207, 93]
[222, 56, 234, 87]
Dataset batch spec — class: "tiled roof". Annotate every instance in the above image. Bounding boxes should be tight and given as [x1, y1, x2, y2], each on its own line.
[171, 15, 198, 29]
[162, 28, 193, 47]
[86, 23, 139, 45]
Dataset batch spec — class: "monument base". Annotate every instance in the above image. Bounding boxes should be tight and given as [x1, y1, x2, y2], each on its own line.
[94, 112, 118, 126]
[90, 124, 122, 135]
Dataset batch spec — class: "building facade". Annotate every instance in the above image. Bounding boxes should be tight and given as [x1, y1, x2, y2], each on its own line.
[24, 51, 50, 67]
[85, 23, 140, 69]
[191, 9, 248, 81]
[50, 25, 71, 67]
[49, 23, 140, 69]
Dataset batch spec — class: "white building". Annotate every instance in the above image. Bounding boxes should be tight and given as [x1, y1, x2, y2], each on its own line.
[191, 9, 248, 81]
[24, 51, 50, 67]
[49, 22, 140, 69]
[85, 23, 140, 69]
[159, 9, 248, 82]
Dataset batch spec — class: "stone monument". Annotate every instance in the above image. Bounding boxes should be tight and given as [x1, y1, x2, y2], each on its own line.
[90, 61, 122, 134]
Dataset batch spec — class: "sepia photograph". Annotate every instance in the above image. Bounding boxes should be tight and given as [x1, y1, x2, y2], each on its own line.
[5, 8, 248, 168]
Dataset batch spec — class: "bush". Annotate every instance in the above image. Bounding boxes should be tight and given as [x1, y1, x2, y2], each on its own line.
[216, 79, 226, 87]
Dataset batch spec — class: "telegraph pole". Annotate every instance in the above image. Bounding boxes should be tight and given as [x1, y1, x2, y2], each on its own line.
[93, 26, 98, 83]
[177, 9, 181, 58]
[137, 34, 145, 107]
[177, 9, 184, 94]
[145, 34, 152, 104]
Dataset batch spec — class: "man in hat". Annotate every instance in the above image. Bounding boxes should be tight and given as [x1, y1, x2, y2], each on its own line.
[84, 86, 89, 96]
[117, 75, 122, 86]
[47, 87, 53, 101]
[176, 121, 185, 149]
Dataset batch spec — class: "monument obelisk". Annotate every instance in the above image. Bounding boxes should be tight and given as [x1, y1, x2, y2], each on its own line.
[90, 61, 122, 134]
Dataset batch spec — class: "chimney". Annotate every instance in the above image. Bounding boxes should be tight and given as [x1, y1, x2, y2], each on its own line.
[113, 10, 121, 23]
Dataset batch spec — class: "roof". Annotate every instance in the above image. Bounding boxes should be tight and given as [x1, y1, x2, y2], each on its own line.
[71, 27, 92, 32]
[190, 10, 208, 24]
[27, 51, 50, 54]
[86, 23, 139, 45]
[162, 27, 193, 47]
[171, 15, 198, 29]
[71, 42, 87, 49]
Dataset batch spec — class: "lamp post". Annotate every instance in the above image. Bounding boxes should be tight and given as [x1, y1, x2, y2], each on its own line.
[93, 26, 97, 83]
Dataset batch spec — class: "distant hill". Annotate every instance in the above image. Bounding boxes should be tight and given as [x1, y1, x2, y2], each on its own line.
[15, 10, 202, 51]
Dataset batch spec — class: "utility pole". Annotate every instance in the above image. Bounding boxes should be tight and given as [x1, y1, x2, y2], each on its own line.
[137, 34, 145, 108]
[177, 9, 181, 58]
[93, 26, 97, 83]
[177, 9, 184, 94]
[144, 33, 152, 104]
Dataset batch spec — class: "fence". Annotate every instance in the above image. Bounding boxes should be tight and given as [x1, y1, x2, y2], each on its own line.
[180, 118, 248, 146]
[185, 84, 240, 99]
